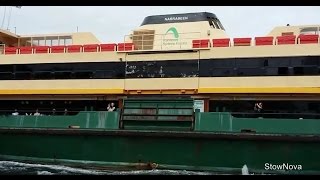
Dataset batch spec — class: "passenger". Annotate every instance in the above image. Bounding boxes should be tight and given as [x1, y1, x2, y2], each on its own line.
[52, 108, 56, 115]
[12, 109, 19, 116]
[110, 103, 116, 111]
[258, 102, 263, 113]
[64, 108, 68, 115]
[34, 109, 40, 116]
[107, 103, 116, 112]
[254, 102, 263, 113]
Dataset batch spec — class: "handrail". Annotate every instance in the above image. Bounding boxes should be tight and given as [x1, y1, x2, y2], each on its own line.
[0, 34, 319, 55]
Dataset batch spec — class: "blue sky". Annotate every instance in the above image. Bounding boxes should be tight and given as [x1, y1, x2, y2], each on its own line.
[1, 6, 319, 42]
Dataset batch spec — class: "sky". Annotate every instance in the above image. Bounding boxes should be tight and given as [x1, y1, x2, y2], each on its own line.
[1, 6, 319, 43]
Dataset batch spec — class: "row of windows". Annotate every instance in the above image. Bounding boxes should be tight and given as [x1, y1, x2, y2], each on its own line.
[202, 67, 320, 76]
[0, 56, 319, 80]
[0, 71, 122, 80]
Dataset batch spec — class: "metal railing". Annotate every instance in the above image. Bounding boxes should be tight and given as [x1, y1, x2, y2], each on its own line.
[229, 112, 320, 119]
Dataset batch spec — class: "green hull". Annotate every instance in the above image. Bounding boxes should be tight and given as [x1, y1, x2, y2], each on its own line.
[0, 128, 318, 174]
[1, 98, 320, 174]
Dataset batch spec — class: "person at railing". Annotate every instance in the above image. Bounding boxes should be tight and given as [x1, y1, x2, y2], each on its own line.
[12, 109, 19, 116]
[34, 109, 40, 116]
[107, 103, 116, 112]
[52, 108, 56, 115]
[64, 108, 68, 115]
[254, 102, 263, 113]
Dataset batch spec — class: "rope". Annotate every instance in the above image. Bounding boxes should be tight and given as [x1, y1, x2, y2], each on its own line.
[6, 6, 12, 30]
[1, 6, 7, 29]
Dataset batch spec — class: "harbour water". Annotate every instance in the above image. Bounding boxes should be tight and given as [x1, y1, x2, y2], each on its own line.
[0, 160, 220, 175]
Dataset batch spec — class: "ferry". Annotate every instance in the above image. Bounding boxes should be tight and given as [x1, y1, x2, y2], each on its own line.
[0, 11, 320, 174]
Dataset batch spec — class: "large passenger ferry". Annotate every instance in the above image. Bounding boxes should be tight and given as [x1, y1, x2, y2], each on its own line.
[0, 11, 320, 174]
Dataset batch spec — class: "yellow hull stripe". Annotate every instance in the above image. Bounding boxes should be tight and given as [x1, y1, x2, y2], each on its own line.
[198, 87, 320, 94]
[0, 87, 319, 95]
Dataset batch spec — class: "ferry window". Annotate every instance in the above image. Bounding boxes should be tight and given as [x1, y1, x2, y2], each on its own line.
[94, 70, 114, 79]
[0, 72, 13, 80]
[65, 39, 72, 46]
[294, 67, 318, 75]
[236, 59, 264, 68]
[162, 60, 198, 78]
[52, 39, 59, 46]
[39, 40, 46, 46]
[45, 40, 51, 46]
[278, 67, 289, 75]
[267, 58, 290, 67]
[0, 65, 13, 72]
[74, 71, 94, 79]
[207, 59, 235, 68]
[236, 68, 263, 76]
[208, 19, 214, 28]
[59, 39, 64, 46]
[53, 71, 72, 79]
[213, 20, 220, 29]
[200, 60, 234, 77]
[209, 68, 235, 76]
[265, 68, 278, 76]
[14, 72, 33, 80]
[32, 40, 39, 46]
[291, 56, 320, 66]
[34, 71, 53, 79]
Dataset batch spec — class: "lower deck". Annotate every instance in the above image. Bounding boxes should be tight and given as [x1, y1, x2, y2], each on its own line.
[0, 97, 320, 174]
[0, 94, 319, 119]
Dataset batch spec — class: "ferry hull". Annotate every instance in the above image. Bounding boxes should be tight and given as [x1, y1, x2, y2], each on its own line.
[0, 128, 319, 174]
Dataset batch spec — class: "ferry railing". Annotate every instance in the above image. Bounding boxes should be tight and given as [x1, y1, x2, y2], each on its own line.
[1, 34, 320, 56]
[2, 109, 320, 118]
[0, 109, 115, 116]
[230, 112, 320, 119]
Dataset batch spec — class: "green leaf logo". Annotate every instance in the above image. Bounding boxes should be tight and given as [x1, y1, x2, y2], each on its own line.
[165, 27, 179, 39]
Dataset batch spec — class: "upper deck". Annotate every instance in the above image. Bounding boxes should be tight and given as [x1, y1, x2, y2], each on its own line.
[0, 12, 319, 63]
[0, 12, 319, 97]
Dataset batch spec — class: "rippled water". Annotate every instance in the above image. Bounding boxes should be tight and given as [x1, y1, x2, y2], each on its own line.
[0, 160, 221, 175]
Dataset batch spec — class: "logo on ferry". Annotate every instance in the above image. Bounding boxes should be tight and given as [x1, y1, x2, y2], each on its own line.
[162, 27, 188, 47]
[165, 27, 179, 39]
